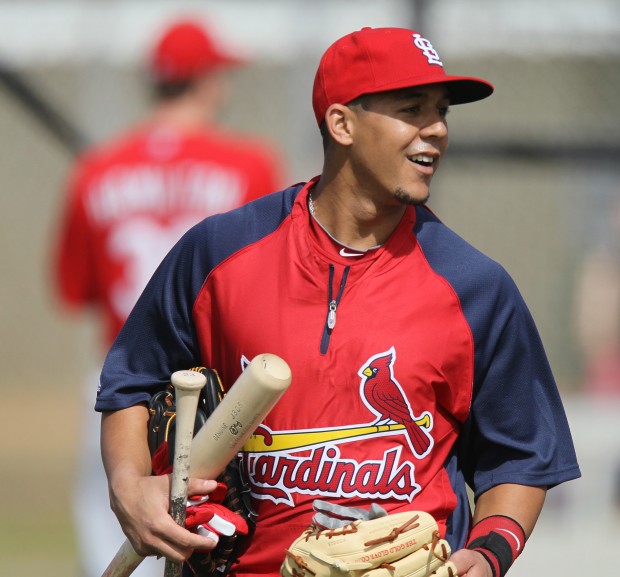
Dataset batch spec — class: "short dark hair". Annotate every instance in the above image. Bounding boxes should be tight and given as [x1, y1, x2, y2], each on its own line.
[152, 79, 195, 101]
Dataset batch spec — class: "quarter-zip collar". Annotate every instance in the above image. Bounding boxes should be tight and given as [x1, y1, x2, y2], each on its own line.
[289, 179, 419, 354]
[291, 178, 419, 275]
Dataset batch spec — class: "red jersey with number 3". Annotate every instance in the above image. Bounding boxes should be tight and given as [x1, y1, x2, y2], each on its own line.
[54, 122, 281, 346]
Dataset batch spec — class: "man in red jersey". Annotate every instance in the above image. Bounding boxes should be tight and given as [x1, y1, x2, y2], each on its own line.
[53, 17, 282, 577]
[96, 27, 580, 577]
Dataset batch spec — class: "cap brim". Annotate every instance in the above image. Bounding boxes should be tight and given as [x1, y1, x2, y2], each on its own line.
[442, 76, 494, 104]
[210, 52, 246, 69]
[353, 75, 494, 107]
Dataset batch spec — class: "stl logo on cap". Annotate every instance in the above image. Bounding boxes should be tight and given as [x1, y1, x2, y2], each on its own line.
[311, 27, 493, 126]
[412, 33, 443, 67]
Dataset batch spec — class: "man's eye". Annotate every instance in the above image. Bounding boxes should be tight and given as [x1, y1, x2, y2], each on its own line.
[439, 107, 450, 117]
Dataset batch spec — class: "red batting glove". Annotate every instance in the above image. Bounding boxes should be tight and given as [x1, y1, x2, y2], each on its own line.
[151, 442, 248, 545]
[186, 500, 249, 543]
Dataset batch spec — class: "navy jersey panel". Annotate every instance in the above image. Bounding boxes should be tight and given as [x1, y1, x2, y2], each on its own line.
[95, 186, 301, 411]
[413, 206, 581, 498]
[442, 448, 471, 551]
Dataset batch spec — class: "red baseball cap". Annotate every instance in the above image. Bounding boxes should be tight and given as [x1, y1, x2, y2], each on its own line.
[312, 27, 494, 125]
[150, 19, 244, 83]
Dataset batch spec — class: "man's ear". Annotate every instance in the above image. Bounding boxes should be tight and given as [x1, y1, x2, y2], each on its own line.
[324, 103, 356, 146]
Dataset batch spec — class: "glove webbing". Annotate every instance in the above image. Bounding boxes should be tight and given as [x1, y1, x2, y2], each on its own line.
[466, 515, 525, 577]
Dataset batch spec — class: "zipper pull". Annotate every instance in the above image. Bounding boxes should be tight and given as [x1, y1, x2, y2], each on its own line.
[327, 300, 337, 329]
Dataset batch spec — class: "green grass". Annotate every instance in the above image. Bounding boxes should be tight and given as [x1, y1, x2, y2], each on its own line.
[0, 386, 81, 576]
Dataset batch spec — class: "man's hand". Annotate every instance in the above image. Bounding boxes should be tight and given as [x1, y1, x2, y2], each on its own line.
[454, 484, 546, 577]
[110, 470, 219, 562]
[449, 549, 493, 577]
[101, 406, 218, 563]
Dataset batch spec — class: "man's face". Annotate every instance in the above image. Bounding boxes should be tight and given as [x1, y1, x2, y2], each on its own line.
[347, 83, 450, 207]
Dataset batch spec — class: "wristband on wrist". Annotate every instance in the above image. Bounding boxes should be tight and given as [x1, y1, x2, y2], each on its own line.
[465, 515, 526, 577]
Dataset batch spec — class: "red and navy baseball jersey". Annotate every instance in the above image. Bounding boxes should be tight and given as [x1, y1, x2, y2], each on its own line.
[54, 122, 282, 347]
[97, 181, 580, 576]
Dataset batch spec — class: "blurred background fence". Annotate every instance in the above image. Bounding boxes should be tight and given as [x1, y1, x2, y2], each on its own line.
[0, 1, 618, 575]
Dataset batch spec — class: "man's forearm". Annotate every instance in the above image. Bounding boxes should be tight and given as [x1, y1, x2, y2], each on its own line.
[472, 483, 546, 538]
[101, 405, 152, 490]
[454, 483, 547, 577]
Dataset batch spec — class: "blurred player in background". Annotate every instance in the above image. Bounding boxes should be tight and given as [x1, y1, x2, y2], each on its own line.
[573, 194, 620, 396]
[52, 16, 282, 577]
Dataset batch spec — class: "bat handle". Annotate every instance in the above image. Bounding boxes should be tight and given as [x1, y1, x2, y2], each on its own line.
[164, 370, 207, 577]
[100, 539, 143, 577]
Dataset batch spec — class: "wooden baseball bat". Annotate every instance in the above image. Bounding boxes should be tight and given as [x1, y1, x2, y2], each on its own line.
[101, 353, 292, 577]
[164, 370, 207, 577]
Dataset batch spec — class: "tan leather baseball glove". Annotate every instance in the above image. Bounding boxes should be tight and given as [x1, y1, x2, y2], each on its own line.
[280, 504, 456, 577]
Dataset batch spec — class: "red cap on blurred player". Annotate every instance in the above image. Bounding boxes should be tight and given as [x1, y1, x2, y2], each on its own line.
[150, 19, 244, 83]
[312, 27, 494, 126]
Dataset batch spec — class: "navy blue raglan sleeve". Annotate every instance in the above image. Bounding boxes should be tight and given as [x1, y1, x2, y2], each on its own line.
[458, 267, 581, 496]
[414, 207, 580, 499]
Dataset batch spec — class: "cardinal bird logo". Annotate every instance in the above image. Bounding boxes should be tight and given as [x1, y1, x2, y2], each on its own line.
[359, 347, 434, 459]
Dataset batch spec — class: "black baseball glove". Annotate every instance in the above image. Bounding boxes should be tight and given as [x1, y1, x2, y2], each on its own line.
[148, 367, 257, 577]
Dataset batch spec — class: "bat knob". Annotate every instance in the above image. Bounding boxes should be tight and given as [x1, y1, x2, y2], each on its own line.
[171, 370, 207, 393]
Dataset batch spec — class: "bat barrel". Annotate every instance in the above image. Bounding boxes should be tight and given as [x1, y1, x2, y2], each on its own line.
[189, 353, 292, 479]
